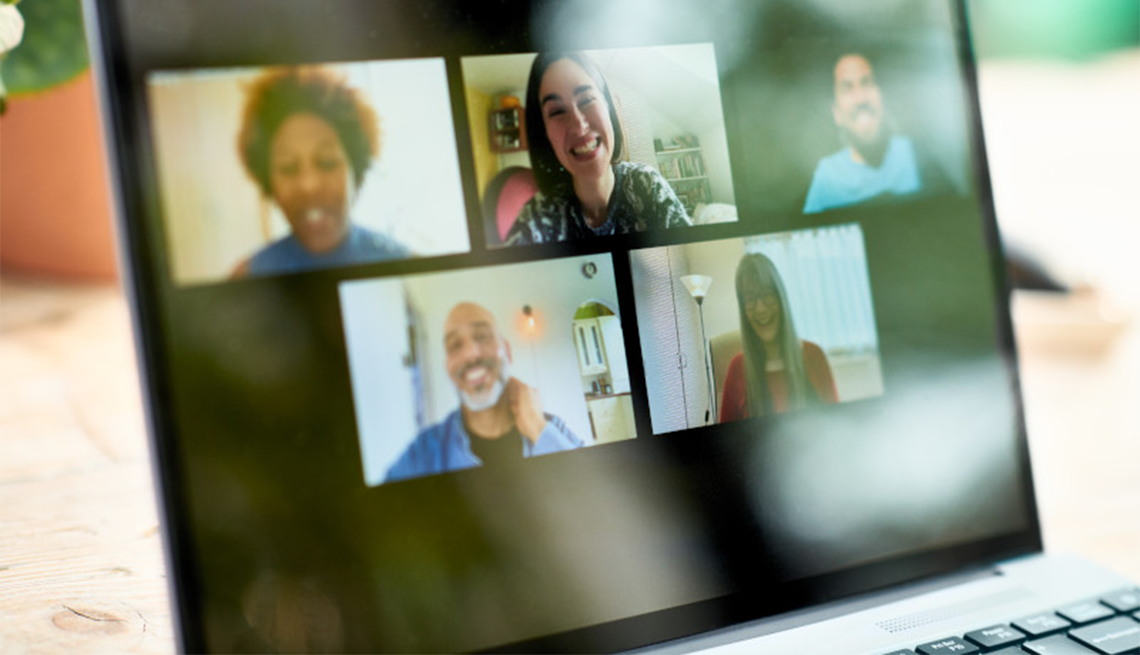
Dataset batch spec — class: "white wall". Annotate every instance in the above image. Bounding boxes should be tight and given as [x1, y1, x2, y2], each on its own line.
[698, 123, 735, 205]
[679, 239, 747, 340]
[344, 59, 469, 257]
[339, 280, 417, 486]
[596, 44, 736, 205]
[630, 247, 715, 434]
[148, 72, 263, 282]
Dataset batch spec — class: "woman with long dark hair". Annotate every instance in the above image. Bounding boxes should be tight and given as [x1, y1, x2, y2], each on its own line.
[504, 52, 690, 245]
[719, 253, 838, 421]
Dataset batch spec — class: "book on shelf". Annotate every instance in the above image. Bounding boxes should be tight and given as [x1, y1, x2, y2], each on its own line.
[657, 152, 706, 180]
[655, 134, 701, 152]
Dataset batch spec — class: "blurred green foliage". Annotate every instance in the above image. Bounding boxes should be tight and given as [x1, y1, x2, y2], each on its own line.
[970, 0, 1140, 60]
[2, 0, 88, 96]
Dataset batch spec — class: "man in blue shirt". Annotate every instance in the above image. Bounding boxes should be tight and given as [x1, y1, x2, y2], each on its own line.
[804, 53, 922, 214]
[385, 302, 583, 483]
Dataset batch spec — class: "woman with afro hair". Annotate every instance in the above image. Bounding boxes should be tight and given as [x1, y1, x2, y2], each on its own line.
[233, 66, 407, 277]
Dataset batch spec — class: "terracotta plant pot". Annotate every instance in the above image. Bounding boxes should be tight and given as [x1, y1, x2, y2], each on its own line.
[1, 71, 118, 281]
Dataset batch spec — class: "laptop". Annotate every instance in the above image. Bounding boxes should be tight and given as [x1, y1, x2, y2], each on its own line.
[84, 0, 1138, 652]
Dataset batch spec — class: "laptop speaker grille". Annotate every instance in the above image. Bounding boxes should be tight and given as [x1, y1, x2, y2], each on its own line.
[875, 588, 1031, 634]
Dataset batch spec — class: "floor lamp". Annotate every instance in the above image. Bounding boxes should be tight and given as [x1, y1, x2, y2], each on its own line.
[680, 274, 716, 425]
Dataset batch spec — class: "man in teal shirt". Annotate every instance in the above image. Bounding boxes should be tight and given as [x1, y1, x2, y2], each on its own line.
[804, 53, 922, 214]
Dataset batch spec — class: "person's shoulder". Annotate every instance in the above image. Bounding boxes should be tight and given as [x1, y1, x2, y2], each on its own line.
[349, 224, 411, 260]
[504, 196, 547, 245]
[887, 135, 919, 160]
[620, 160, 657, 174]
[247, 235, 307, 275]
[799, 340, 837, 402]
[409, 411, 459, 446]
[725, 351, 745, 380]
[619, 161, 667, 186]
[800, 340, 828, 361]
[617, 161, 692, 227]
[890, 134, 916, 149]
[505, 192, 571, 246]
[804, 148, 853, 213]
[537, 412, 584, 450]
[543, 412, 571, 431]
[816, 147, 852, 172]
[897, 135, 955, 195]
[384, 412, 459, 482]
[524, 190, 573, 215]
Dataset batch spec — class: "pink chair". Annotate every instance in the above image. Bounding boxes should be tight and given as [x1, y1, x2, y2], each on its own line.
[482, 166, 538, 246]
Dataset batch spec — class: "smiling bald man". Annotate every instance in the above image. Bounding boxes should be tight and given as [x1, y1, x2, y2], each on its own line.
[385, 302, 583, 483]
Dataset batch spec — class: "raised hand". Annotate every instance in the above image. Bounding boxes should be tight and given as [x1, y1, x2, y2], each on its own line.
[507, 377, 547, 444]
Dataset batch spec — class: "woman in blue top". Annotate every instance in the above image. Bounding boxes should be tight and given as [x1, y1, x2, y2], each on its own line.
[232, 66, 407, 278]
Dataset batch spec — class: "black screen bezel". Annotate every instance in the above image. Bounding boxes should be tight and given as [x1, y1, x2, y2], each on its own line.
[84, 0, 1043, 651]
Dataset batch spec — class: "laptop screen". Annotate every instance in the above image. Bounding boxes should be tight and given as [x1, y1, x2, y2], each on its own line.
[91, 0, 1039, 651]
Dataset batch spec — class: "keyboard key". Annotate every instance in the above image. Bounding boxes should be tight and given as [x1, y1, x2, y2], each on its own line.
[1100, 589, 1140, 614]
[1023, 634, 1101, 654]
[964, 624, 1026, 649]
[1069, 616, 1140, 654]
[881, 650, 916, 655]
[915, 637, 979, 654]
[1015, 613, 1074, 637]
[1059, 601, 1117, 625]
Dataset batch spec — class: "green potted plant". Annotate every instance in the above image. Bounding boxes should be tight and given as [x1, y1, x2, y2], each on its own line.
[1, 0, 118, 280]
[0, 2, 26, 110]
[1, 0, 89, 111]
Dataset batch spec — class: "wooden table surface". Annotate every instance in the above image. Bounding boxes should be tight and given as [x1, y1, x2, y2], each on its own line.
[1, 278, 172, 654]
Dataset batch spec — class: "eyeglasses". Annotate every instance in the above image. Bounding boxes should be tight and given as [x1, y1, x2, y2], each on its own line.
[743, 291, 778, 307]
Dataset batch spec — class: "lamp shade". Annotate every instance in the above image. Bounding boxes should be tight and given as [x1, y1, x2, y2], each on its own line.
[680, 274, 713, 299]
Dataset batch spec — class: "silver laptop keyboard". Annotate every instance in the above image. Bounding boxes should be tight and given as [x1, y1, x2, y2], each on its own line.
[885, 588, 1140, 654]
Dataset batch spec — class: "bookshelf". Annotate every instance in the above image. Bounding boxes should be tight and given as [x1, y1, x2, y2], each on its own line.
[654, 139, 712, 214]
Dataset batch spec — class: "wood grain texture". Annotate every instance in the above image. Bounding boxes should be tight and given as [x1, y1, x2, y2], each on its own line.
[0, 278, 172, 654]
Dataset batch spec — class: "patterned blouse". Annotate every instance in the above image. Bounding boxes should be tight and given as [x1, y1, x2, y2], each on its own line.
[503, 162, 691, 246]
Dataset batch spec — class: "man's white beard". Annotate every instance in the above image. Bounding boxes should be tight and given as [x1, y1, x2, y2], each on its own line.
[458, 348, 510, 412]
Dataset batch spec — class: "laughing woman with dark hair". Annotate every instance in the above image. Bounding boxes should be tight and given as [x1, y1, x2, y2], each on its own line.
[719, 253, 838, 422]
[504, 52, 690, 246]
